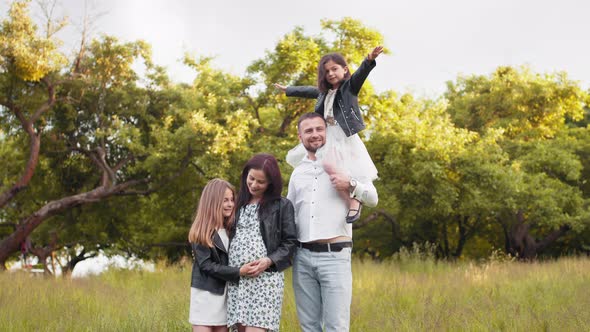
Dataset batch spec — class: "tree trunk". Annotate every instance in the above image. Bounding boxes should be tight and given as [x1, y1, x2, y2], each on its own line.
[28, 232, 59, 275]
[61, 247, 98, 278]
[29, 245, 56, 275]
[507, 222, 537, 260]
[505, 210, 571, 260]
[441, 219, 450, 258]
[453, 216, 468, 258]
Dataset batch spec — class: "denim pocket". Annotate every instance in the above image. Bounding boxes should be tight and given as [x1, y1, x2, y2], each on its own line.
[329, 247, 351, 261]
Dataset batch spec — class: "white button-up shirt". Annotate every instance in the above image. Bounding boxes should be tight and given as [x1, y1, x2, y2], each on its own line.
[287, 156, 378, 243]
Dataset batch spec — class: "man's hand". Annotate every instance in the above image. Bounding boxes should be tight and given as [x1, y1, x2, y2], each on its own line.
[329, 170, 352, 192]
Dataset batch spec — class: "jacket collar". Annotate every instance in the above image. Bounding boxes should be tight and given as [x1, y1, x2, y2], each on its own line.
[259, 199, 281, 222]
[212, 231, 227, 253]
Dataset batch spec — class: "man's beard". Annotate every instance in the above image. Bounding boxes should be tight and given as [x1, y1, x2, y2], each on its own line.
[303, 141, 324, 153]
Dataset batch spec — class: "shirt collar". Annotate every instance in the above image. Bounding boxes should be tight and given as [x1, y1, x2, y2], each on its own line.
[301, 153, 320, 164]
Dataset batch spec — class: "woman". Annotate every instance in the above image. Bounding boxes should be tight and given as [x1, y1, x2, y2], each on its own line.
[227, 154, 297, 332]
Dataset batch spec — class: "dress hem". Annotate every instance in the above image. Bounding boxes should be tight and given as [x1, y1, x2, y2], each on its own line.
[188, 320, 227, 326]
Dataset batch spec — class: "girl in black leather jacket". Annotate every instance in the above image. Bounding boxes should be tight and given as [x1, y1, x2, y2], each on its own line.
[187, 178, 254, 332]
[275, 46, 384, 223]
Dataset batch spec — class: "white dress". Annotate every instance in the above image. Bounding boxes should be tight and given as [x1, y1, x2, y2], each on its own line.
[189, 228, 230, 326]
[286, 89, 378, 181]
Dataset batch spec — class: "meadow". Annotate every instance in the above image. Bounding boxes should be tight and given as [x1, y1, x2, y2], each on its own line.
[1, 254, 589, 331]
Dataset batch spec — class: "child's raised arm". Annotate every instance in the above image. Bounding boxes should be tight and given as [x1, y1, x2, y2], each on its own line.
[368, 46, 384, 61]
[275, 83, 320, 99]
[349, 46, 383, 94]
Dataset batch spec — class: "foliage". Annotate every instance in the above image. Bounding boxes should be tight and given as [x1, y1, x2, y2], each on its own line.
[0, 2, 589, 265]
[446, 66, 585, 139]
[0, 0, 66, 81]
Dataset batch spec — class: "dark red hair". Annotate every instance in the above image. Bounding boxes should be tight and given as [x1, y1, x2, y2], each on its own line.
[237, 153, 283, 218]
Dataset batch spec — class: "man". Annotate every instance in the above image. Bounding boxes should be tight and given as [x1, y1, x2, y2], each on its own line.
[287, 112, 378, 332]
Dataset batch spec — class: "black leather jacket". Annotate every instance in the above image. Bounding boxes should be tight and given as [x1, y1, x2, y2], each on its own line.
[190, 231, 239, 295]
[231, 197, 298, 272]
[285, 57, 376, 137]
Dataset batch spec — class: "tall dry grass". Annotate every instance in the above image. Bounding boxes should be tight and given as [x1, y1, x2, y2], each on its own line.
[1, 255, 589, 331]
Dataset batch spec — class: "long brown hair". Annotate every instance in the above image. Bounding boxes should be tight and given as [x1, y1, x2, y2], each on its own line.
[237, 154, 282, 219]
[188, 179, 236, 247]
[317, 52, 351, 93]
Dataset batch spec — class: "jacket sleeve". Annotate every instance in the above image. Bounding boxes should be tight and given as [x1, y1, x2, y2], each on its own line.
[286, 86, 320, 99]
[349, 58, 377, 95]
[192, 243, 240, 283]
[267, 199, 298, 272]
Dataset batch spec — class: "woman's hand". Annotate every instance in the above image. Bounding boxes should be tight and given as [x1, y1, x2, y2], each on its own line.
[247, 257, 273, 277]
[273, 83, 287, 92]
[239, 262, 256, 276]
[368, 46, 384, 61]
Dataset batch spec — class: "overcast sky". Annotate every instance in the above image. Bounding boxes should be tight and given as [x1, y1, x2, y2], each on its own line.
[2, 0, 589, 96]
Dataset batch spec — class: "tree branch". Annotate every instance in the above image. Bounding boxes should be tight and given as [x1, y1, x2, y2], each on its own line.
[116, 146, 194, 196]
[536, 224, 571, 253]
[113, 154, 135, 173]
[244, 94, 262, 130]
[73, 147, 116, 186]
[190, 162, 207, 177]
[0, 106, 40, 208]
[31, 77, 57, 123]
[0, 76, 60, 208]
[353, 209, 399, 232]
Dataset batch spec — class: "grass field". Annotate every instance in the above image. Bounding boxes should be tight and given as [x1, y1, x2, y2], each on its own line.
[1, 255, 589, 331]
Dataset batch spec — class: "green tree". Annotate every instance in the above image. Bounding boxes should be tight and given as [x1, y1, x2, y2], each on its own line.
[361, 92, 500, 258]
[0, 0, 66, 208]
[446, 66, 590, 259]
[446, 66, 585, 139]
[0, 1, 253, 268]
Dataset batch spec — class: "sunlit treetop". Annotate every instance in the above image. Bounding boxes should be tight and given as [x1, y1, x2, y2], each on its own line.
[0, 0, 67, 82]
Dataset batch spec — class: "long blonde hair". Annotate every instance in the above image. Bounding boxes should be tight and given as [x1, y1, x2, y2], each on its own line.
[188, 179, 235, 247]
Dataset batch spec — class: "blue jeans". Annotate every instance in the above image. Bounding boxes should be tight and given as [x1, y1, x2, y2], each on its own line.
[292, 247, 352, 332]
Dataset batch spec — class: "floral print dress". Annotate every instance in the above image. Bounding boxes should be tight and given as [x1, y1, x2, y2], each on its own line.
[228, 204, 284, 331]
